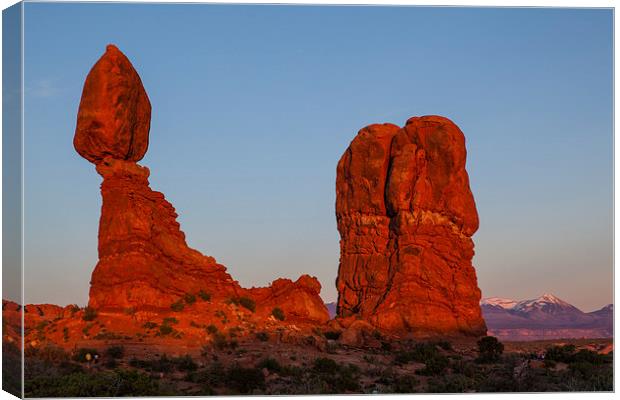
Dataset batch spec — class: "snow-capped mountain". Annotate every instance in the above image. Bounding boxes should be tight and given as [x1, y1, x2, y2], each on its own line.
[480, 297, 518, 309]
[480, 293, 613, 340]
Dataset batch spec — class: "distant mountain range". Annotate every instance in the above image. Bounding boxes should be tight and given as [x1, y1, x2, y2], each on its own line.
[481, 294, 612, 341]
[324, 294, 613, 341]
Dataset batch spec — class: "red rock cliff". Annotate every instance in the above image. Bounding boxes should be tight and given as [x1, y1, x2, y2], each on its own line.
[336, 116, 486, 336]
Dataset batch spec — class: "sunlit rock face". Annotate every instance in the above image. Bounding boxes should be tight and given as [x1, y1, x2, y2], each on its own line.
[335, 116, 487, 336]
[75, 45, 329, 324]
[74, 45, 151, 164]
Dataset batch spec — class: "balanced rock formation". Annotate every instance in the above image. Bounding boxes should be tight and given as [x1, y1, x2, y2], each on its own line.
[75, 45, 328, 323]
[336, 116, 486, 336]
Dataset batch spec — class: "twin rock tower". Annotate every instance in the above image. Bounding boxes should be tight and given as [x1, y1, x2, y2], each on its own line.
[74, 45, 486, 337]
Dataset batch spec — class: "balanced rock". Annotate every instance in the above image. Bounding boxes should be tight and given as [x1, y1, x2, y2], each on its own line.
[335, 116, 486, 336]
[75, 45, 329, 323]
[74, 45, 151, 163]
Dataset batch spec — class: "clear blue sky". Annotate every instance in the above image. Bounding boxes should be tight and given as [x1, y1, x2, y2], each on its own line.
[19, 4, 612, 311]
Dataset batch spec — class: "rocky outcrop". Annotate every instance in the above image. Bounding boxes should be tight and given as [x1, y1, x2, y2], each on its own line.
[90, 158, 241, 310]
[335, 116, 486, 336]
[249, 275, 330, 323]
[75, 45, 328, 323]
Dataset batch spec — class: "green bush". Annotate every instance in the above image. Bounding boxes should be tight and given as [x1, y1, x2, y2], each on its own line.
[184, 293, 197, 304]
[82, 307, 97, 321]
[142, 321, 158, 329]
[477, 336, 504, 363]
[271, 307, 285, 321]
[163, 317, 178, 325]
[206, 324, 218, 335]
[198, 290, 212, 301]
[238, 297, 256, 312]
[256, 331, 269, 342]
[170, 300, 185, 312]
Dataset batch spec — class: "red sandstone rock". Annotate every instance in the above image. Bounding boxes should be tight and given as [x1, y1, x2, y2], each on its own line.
[336, 116, 486, 336]
[248, 275, 330, 323]
[89, 157, 241, 310]
[74, 45, 151, 163]
[73, 45, 328, 324]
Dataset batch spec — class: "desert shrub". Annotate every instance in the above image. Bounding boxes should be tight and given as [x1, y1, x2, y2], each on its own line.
[184, 293, 196, 304]
[105, 346, 124, 359]
[175, 355, 198, 372]
[68, 304, 80, 315]
[163, 317, 178, 325]
[417, 353, 449, 376]
[272, 307, 285, 321]
[198, 290, 212, 301]
[238, 297, 256, 312]
[450, 359, 481, 379]
[430, 339, 453, 351]
[255, 331, 269, 342]
[170, 300, 185, 312]
[311, 358, 360, 393]
[159, 324, 174, 336]
[477, 336, 504, 363]
[313, 357, 340, 374]
[225, 364, 265, 394]
[572, 349, 608, 365]
[82, 307, 97, 321]
[35, 321, 49, 332]
[323, 331, 341, 340]
[476, 365, 518, 392]
[25, 369, 166, 397]
[256, 357, 281, 373]
[212, 332, 228, 349]
[566, 361, 613, 391]
[93, 331, 124, 340]
[185, 361, 226, 388]
[544, 344, 576, 363]
[206, 324, 218, 334]
[130, 354, 194, 373]
[428, 373, 473, 393]
[395, 342, 439, 365]
[142, 321, 157, 329]
[391, 374, 420, 393]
